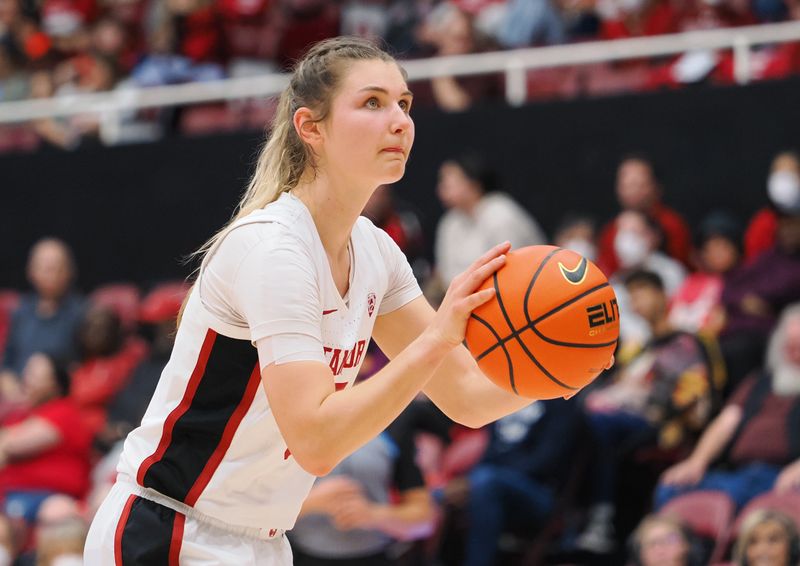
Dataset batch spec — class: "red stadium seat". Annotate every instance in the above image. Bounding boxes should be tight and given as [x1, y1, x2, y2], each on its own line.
[138, 281, 190, 323]
[731, 490, 800, 539]
[659, 490, 736, 564]
[0, 289, 21, 355]
[90, 283, 141, 330]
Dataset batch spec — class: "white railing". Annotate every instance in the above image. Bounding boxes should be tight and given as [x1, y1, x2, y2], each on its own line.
[1, 20, 800, 123]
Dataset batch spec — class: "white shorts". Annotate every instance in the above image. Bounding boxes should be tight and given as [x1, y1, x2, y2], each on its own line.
[84, 480, 293, 565]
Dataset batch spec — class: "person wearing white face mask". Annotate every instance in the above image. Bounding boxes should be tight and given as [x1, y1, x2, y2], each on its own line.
[744, 151, 800, 263]
[610, 210, 687, 350]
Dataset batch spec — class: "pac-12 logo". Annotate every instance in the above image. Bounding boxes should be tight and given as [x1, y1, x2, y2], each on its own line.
[367, 292, 376, 317]
[586, 299, 619, 336]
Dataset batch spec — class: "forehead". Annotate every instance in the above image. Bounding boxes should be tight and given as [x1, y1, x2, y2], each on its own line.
[337, 59, 409, 95]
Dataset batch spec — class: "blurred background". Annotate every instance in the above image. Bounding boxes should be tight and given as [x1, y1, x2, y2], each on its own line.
[2, 0, 800, 564]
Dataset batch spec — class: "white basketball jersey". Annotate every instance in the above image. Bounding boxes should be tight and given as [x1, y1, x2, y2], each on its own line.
[116, 192, 421, 530]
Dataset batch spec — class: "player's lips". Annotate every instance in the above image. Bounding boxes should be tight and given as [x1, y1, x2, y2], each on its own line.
[381, 147, 405, 154]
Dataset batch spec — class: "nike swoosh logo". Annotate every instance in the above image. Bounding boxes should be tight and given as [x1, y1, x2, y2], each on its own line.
[322, 309, 338, 315]
[558, 257, 588, 285]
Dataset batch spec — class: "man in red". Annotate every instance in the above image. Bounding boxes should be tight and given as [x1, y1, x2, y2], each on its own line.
[598, 154, 691, 276]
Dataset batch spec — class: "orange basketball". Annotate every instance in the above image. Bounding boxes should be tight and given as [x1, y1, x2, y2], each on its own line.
[464, 245, 619, 399]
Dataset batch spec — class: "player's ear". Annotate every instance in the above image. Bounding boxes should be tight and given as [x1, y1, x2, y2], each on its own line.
[293, 107, 322, 146]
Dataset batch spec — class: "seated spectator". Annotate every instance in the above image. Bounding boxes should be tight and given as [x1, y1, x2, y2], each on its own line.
[69, 304, 148, 438]
[15, 494, 83, 566]
[290, 423, 435, 566]
[577, 270, 716, 554]
[718, 205, 800, 389]
[97, 282, 186, 450]
[609, 211, 687, 348]
[598, 154, 692, 276]
[441, 399, 582, 566]
[0, 353, 92, 525]
[744, 151, 800, 263]
[434, 152, 546, 287]
[657, 304, 800, 510]
[0, 239, 84, 401]
[668, 211, 742, 335]
[414, 4, 503, 111]
[495, 0, 566, 48]
[733, 509, 800, 566]
[628, 514, 704, 566]
[552, 214, 598, 262]
[34, 516, 87, 566]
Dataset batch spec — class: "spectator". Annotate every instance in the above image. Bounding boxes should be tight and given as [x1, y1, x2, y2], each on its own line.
[416, 4, 502, 111]
[69, 304, 148, 438]
[553, 214, 598, 261]
[597, 155, 692, 276]
[609, 210, 686, 348]
[15, 494, 83, 566]
[496, 0, 566, 48]
[718, 205, 800, 389]
[668, 211, 742, 335]
[733, 509, 800, 566]
[35, 517, 87, 566]
[441, 399, 582, 566]
[628, 514, 704, 566]
[656, 304, 800, 510]
[0, 238, 84, 399]
[744, 151, 800, 263]
[0, 353, 92, 525]
[577, 270, 717, 554]
[97, 282, 186, 450]
[434, 152, 546, 287]
[290, 424, 435, 566]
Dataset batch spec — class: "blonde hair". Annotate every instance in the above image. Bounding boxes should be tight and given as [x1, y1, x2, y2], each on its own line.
[190, 36, 400, 273]
[734, 509, 799, 566]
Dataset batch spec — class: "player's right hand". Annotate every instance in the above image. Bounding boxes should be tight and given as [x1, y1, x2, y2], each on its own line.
[425, 241, 511, 348]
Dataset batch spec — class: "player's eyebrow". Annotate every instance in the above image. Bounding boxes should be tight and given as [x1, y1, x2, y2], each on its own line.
[359, 86, 414, 98]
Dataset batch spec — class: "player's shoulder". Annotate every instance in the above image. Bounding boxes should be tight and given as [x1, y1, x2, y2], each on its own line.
[354, 215, 400, 254]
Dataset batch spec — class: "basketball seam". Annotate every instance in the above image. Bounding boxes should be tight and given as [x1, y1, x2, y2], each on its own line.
[523, 248, 561, 325]
[492, 271, 579, 392]
[469, 313, 517, 395]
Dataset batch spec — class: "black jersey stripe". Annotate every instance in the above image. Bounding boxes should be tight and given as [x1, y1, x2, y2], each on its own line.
[116, 495, 183, 565]
[138, 329, 260, 503]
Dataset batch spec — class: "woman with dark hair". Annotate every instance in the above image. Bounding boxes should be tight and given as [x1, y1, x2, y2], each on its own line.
[0, 353, 92, 524]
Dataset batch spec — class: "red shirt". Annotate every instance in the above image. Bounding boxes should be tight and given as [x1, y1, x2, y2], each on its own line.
[0, 398, 92, 498]
[598, 202, 692, 276]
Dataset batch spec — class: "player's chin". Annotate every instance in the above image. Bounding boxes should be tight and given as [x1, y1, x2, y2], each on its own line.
[378, 162, 407, 184]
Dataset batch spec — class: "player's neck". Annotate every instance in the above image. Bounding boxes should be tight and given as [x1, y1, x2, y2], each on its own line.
[293, 175, 370, 256]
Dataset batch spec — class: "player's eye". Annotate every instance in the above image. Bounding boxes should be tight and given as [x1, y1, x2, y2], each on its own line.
[399, 99, 411, 113]
[365, 97, 380, 109]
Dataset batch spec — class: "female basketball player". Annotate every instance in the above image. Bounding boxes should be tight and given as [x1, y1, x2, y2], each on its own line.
[85, 37, 609, 565]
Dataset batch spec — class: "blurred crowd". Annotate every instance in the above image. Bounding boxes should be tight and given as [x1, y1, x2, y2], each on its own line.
[2, 148, 800, 565]
[2, 0, 800, 151]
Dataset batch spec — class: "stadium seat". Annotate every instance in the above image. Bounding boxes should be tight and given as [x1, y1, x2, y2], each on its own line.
[659, 490, 736, 564]
[138, 281, 191, 323]
[0, 289, 21, 355]
[90, 283, 141, 330]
